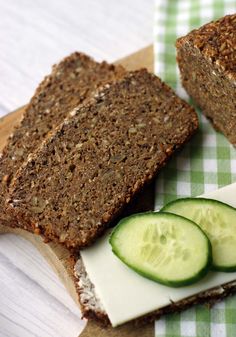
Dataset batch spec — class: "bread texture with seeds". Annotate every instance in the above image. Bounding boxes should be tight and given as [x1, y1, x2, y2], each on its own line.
[176, 14, 236, 146]
[0, 52, 125, 228]
[7, 69, 198, 250]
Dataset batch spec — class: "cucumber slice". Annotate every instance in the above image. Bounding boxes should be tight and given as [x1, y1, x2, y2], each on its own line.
[161, 198, 236, 272]
[109, 212, 212, 287]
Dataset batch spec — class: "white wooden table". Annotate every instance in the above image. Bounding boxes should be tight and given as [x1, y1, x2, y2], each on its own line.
[0, 1, 153, 336]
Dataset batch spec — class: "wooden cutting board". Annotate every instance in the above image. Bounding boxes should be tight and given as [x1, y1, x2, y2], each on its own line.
[0, 45, 155, 337]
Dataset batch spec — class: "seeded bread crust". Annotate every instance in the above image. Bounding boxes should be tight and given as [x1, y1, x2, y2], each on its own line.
[176, 14, 236, 146]
[0, 52, 125, 228]
[74, 255, 236, 326]
[7, 69, 198, 250]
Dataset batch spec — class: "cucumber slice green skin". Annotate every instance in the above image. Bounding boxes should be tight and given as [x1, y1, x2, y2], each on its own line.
[110, 212, 212, 288]
[161, 198, 236, 272]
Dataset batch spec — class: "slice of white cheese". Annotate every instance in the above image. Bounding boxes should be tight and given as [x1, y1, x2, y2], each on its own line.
[80, 182, 236, 327]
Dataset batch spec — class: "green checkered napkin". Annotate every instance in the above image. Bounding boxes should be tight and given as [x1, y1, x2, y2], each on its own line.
[154, 1, 236, 336]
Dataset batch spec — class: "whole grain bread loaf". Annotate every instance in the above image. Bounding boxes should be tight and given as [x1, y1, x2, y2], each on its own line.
[176, 14, 236, 146]
[0, 52, 125, 227]
[7, 69, 198, 250]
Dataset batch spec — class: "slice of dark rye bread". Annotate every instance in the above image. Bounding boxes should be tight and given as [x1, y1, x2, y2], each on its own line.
[74, 255, 236, 326]
[0, 52, 125, 227]
[7, 69, 198, 250]
[176, 14, 236, 146]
